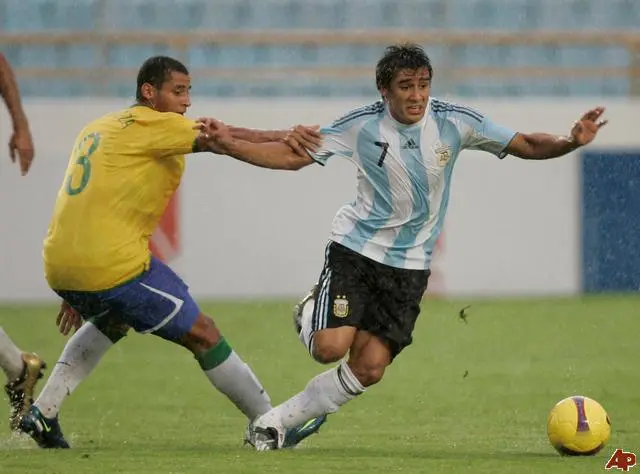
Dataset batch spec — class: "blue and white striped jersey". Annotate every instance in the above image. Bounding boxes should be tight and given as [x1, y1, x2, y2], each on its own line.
[309, 98, 516, 270]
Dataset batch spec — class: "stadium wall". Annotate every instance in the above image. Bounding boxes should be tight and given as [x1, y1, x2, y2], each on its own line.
[0, 98, 636, 302]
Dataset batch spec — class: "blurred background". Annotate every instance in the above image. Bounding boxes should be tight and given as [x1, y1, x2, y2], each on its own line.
[1, 0, 639, 97]
[0, 0, 639, 302]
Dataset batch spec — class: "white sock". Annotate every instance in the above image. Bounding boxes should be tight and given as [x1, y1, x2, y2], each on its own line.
[263, 360, 365, 430]
[203, 349, 272, 420]
[0, 327, 25, 381]
[35, 322, 112, 418]
[299, 298, 315, 354]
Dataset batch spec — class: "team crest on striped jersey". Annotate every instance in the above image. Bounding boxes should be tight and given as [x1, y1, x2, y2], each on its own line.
[333, 295, 349, 318]
[433, 143, 452, 166]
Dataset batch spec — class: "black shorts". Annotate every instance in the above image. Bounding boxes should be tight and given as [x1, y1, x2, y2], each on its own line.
[311, 241, 430, 357]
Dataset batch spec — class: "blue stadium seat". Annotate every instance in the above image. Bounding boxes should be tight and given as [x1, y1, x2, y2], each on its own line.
[16, 46, 58, 69]
[607, 0, 640, 29]
[3, 0, 635, 98]
[3, 0, 46, 31]
[507, 46, 557, 68]
[197, 1, 236, 30]
[316, 46, 358, 66]
[448, 0, 499, 29]
[53, 0, 98, 30]
[107, 45, 183, 68]
[342, 0, 385, 28]
[52, 45, 100, 69]
[19, 78, 94, 97]
[284, 0, 347, 29]
[1, 46, 22, 67]
[398, 0, 448, 29]
[452, 45, 512, 68]
[154, 0, 207, 30]
[540, 0, 598, 30]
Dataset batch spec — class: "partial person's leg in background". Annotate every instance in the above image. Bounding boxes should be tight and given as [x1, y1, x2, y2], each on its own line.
[0, 327, 46, 430]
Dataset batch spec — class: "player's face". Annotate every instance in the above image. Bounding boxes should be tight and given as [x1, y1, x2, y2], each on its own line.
[146, 71, 192, 115]
[382, 68, 431, 125]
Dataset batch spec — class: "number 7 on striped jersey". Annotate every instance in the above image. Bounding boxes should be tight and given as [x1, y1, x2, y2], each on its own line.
[374, 141, 389, 167]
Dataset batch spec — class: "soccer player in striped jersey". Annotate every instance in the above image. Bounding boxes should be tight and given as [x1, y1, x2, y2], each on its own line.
[198, 43, 608, 450]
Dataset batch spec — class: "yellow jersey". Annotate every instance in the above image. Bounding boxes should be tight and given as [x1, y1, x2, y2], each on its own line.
[43, 105, 200, 291]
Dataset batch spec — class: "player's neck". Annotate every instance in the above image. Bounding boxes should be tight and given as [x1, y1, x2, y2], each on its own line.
[385, 108, 426, 129]
[133, 101, 155, 110]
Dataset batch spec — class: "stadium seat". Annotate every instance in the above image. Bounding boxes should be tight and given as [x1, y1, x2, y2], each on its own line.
[4, 0, 634, 98]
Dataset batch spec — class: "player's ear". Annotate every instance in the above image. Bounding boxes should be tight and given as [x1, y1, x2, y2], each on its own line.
[140, 83, 156, 102]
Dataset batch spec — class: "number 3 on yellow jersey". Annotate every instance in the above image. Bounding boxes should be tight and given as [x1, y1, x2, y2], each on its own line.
[66, 132, 101, 196]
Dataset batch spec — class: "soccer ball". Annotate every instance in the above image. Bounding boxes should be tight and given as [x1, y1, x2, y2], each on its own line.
[547, 395, 611, 456]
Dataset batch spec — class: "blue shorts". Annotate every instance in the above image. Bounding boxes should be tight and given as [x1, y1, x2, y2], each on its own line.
[55, 257, 200, 341]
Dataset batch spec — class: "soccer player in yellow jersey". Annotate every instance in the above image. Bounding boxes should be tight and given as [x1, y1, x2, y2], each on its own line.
[18, 56, 325, 448]
[0, 51, 47, 431]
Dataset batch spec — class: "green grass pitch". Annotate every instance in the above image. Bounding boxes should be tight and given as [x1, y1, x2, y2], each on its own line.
[0, 295, 639, 473]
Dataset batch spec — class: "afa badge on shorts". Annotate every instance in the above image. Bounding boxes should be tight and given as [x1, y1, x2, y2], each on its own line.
[333, 295, 349, 318]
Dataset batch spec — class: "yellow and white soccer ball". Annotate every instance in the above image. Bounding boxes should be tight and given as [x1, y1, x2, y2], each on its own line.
[547, 395, 611, 456]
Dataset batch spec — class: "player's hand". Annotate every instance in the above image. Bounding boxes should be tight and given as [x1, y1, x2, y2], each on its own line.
[9, 124, 34, 176]
[56, 300, 83, 336]
[283, 125, 322, 157]
[570, 107, 608, 147]
[196, 117, 234, 154]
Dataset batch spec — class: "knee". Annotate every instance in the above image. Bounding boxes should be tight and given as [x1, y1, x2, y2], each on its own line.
[312, 339, 349, 364]
[184, 314, 221, 351]
[90, 315, 129, 343]
[348, 361, 386, 387]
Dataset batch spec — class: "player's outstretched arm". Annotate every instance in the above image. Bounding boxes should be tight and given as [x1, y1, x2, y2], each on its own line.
[228, 126, 287, 143]
[506, 106, 607, 160]
[0, 53, 34, 175]
[224, 124, 322, 150]
[199, 118, 315, 170]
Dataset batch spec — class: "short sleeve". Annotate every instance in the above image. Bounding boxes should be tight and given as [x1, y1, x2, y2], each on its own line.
[308, 122, 362, 166]
[462, 114, 517, 159]
[146, 112, 200, 158]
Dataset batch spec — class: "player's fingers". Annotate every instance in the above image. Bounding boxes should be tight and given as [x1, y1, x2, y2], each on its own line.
[294, 125, 322, 138]
[283, 135, 299, 150]
[59, 313, 70, 335]
[61, 316, 71, 336]
[195, 120, 214, 132]
[195, 118, 219, 134]
[56, 309, 63, 327]
[295, 133, 321, 152]
[582, 108, 598, 120]
[202, 117, 217, 128]
[300, 128, 323, 145]
[288, 132, 309, 147]
[211, 119, 227, 131]
[20, 149, 34, 176]
[9, 143, 15, 163]
[583, 107, 604, 122]
[65, 312, 78, 335]
[597, 119, 609, 129]
[67, 314, 79, 334]
[284, 136, 306, 157]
